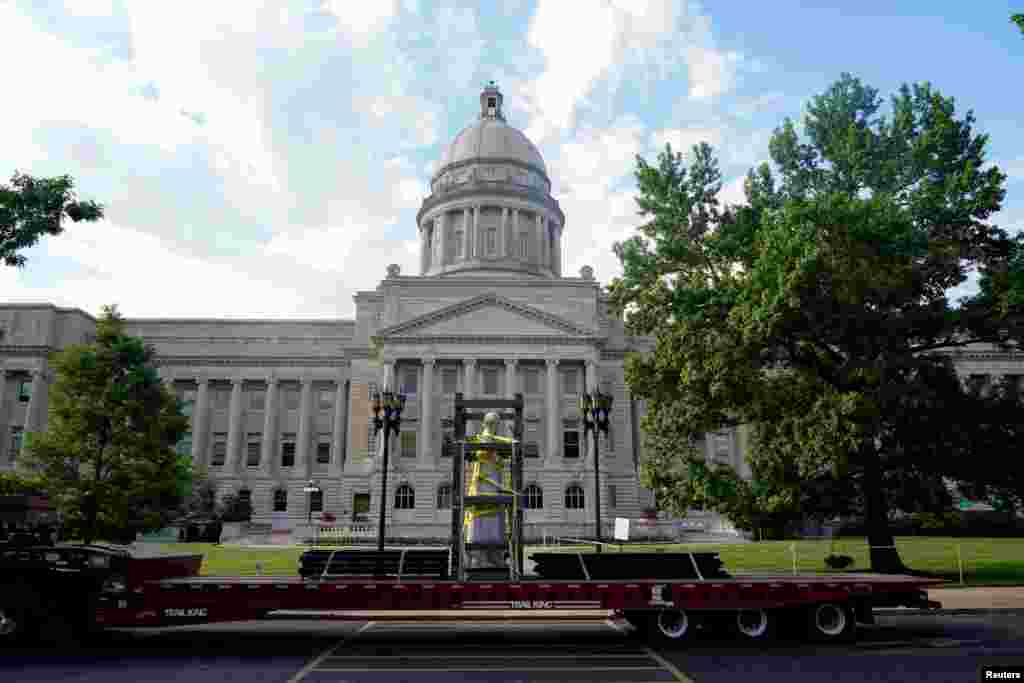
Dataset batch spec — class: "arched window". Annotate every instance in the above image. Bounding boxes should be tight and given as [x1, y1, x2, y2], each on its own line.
[565, 484, 585, 510]
[273, 489, 288, 512]
[395, 484, 415, 510]
[238, 488, 252, 508]
[523, 484, 543, 510]
[436, 483, 452, 510]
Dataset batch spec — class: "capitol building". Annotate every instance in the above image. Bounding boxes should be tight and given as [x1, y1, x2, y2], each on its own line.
[0, 85, 1013, 539]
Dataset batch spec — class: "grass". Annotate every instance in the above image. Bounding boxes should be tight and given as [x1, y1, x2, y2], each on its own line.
[148, 537, 1024, 586]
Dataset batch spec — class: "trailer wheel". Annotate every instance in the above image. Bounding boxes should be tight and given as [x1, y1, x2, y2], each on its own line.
[0, 583, 41, 646]
[648, 608, 693, 647]
[806, 602, 855, 642]
[733, 608, 777, 641]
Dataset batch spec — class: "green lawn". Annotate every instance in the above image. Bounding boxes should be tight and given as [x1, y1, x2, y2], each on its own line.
[153, 537, 1024, 586]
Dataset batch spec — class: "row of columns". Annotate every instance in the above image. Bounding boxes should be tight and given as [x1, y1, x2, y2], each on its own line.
[0, 367, 48, 461]
[422, 207, 558, 271]
[381, 357, 600, 461]
[179, 375, 346, 480]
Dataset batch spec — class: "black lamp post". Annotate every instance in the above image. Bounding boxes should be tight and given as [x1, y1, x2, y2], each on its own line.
[579, 389, 613, 553]
[303, 479, 321, 525]
[372, 388, 406, 551]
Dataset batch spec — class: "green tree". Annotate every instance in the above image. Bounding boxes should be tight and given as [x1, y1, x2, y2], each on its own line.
[20, 305, 190, 543]
[0, 171, 104, 268]
[609, 73, 1019, 573]
[1013, 14, 1024, 35]
[0, 470, 46, 495]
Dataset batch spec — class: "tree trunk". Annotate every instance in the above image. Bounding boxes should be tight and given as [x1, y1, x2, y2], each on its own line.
[861, 443, 910, 574]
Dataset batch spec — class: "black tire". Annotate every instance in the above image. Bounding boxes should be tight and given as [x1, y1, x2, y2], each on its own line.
[0, 582, 42, 646]
[647, 608, 694, 648]
[732, 607, 779, 642]
[806, 602, 856, 643]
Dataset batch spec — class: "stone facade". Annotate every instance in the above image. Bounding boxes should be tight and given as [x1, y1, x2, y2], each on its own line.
[3, 86, 1012, 539]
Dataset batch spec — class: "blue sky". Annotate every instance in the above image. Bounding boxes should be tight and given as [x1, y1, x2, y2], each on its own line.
[2, 0, 1022, 318]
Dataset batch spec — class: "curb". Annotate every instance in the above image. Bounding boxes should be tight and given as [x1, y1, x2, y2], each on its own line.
[876, 608, 1024, 616]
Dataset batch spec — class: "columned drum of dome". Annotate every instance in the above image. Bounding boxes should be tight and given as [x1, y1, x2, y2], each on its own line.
[418, 82, 565, 279]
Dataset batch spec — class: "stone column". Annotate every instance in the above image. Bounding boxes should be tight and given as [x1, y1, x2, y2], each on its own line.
[420, 358, 434, 460]
[464, 359, 476, 436]
[462, 208, 471, 259]
[191, 375, 210, 467]
[225, 378, 244, 474]
[260, 374, 278, 477]
[419, 223, 428, 274]
[330, 376, 346, 476]
[298, 376, 314, 479]
[504, 358, 518, 399]
[473, 205, 481, 257]
[553, 224, 562, 276]
[23, 368, 46, 435]
[437, 215, 447, 266]
[0, 367, 8, 462]
[513, 209, 522, 258]
[536, 214, 546, 267]
[500, 208, 508, 258]
[584, 360, 597, 461]
[546, 359, 560, 459]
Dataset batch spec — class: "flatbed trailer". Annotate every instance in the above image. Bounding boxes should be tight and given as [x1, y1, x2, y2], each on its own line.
[0, 542, 943, 647]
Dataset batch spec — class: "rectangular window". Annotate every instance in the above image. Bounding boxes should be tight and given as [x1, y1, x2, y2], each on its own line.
[316, 439, 331, 464]
[211, 435, 227, 467]
[249, 390, 266, 411]
[609, 484, 618, 509]
[400, 431, 417, 458]
[318, 389, 333, 411]
[486, 228, 496, 254]
[284, 388, 300, 411]
[246, 433, 261, 467]
[281, 433, 296, 467]
[442, 431, 454, 458]
[563, 430, 579, 458]
[442, 368, 457, 395]
[401, 367, 418, 395]
[524, 441, 539, 458]
[523, 369, 539, 395]
[9, 427, 23, 460]
[562, 369, 578, 396]
[17, 379, 31, 403]
[483, 368, 499, 395]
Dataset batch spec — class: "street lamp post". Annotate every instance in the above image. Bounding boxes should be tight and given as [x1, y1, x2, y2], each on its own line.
[372, 388, 406, 551]
[579, 389, 613, 553]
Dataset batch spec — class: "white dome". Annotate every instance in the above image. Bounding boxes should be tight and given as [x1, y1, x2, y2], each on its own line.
[437, 118, 547, 175]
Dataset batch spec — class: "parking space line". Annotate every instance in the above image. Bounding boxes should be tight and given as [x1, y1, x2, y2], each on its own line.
[642, 647, 696, 683]
[286, 621, 375, 683]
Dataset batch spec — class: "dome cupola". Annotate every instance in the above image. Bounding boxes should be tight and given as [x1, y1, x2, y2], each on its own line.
[416, 82, 565, 279]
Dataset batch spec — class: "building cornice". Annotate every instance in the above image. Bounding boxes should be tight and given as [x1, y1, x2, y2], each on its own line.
[135, 336, 353, 344]
[155, 357, 349, 368]
[127, 318, 355, 326]
[417, 185, 565, 225]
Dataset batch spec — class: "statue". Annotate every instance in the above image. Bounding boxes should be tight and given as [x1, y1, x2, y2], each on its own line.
[464, 411, 516, 568]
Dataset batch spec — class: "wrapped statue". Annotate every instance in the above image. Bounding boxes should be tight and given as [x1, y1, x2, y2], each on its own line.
[463, 411, 515, 568]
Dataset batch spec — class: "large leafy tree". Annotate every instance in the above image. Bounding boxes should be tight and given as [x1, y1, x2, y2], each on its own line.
[20, 305, 190, 543]
[608, 74, 1020, 572]
[0, 172, 104, 268]
[1013, 14, 1023, 35]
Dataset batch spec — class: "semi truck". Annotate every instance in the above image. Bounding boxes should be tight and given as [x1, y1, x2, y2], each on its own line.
[0, 395, 942, 647]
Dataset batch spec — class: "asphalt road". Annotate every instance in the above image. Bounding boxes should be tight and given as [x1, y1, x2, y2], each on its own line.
[0, 612, 1022, 683]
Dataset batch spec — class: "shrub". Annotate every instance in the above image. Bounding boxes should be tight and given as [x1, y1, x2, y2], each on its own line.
[825, 554, 854, 570]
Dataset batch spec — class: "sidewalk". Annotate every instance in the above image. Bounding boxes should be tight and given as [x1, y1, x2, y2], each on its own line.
[925, 586, 1024, 610]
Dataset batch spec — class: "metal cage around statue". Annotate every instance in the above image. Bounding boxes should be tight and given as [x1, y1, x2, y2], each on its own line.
[449, 392, 525, 582]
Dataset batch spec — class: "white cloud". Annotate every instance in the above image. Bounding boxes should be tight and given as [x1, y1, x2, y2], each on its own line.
[649, 126, 724, 155]
[62, 0, 117, 17]
[686, 46, 740, 100]
[321, 0, 399, 45]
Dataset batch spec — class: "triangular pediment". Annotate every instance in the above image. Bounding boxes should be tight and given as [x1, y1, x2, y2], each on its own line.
[379, 293, 594, 338]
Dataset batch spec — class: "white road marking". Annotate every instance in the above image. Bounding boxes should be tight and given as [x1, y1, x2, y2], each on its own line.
[286, 621, 374, 683]
[643, 646, 696, 683]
